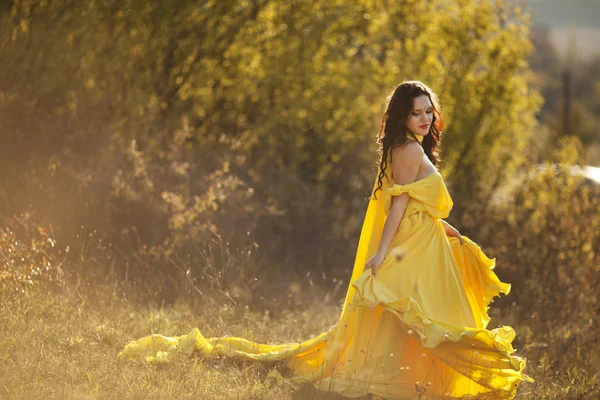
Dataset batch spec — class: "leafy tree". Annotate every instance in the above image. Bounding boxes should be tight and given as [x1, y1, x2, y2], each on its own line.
[0, 0, 542, 275]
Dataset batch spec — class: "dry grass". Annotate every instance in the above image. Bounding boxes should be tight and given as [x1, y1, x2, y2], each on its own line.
[0, 281, 362, 400]
[0, 277, 598, 399]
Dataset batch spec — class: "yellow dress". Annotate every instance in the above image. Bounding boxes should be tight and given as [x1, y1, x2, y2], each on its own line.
[119, 152, 534, 399]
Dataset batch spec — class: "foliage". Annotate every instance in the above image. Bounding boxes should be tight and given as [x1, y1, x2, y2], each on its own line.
[108, 121, 265, 303]
[0, 216, 65, 295]
[461, 136, 600, 388]
[1, 0, 541, 279]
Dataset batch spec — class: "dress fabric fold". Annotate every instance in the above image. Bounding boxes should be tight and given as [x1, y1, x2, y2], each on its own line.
[119, 153, 534, 399]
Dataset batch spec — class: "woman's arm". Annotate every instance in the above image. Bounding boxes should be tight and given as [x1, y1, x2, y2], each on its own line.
[378, 142, 421, 255]
[364, 141, 422, 274]
[441, 219, 464, 244]
[440, 219, 452, 232]
[378, 193, 410, 256]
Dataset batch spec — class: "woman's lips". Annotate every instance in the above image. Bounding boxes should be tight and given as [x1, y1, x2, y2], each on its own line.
[419, 124, 429, 129]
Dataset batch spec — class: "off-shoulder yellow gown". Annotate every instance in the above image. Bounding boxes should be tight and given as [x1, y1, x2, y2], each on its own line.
[119, 147, 534, 399]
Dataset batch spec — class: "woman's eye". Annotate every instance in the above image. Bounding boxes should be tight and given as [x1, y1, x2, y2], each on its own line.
[426, 110, 433, 114]
[412, 113, 419, 116]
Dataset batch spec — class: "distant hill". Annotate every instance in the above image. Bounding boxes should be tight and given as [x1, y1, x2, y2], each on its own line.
[525, 0, 600, 28]
[522, 0, 600, 59]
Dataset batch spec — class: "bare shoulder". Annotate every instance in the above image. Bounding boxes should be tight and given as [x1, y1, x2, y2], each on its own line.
[391, 140, 423, 162]
[390, 141, 423, 184]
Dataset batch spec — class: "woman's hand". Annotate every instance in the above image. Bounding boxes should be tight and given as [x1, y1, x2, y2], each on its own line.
[443, 222, 464, 244]
[364, 251, 386, 276]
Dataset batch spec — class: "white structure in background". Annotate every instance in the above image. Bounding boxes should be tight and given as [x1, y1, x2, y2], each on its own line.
[490, 163, 600, 206]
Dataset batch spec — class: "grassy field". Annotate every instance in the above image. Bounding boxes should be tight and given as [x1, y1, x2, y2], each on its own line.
[0, 280, 597, 399]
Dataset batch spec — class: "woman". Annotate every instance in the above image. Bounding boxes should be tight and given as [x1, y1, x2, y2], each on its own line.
[119, 81, 534, 399]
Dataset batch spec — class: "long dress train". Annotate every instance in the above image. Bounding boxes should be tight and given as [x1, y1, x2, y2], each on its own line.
[119, 153, 534, 399]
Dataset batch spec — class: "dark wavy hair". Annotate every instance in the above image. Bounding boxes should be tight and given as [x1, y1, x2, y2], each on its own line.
[371, 81, 444, 200]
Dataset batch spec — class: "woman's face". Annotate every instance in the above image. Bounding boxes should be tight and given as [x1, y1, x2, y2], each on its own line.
[406, 94, 433, 136]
